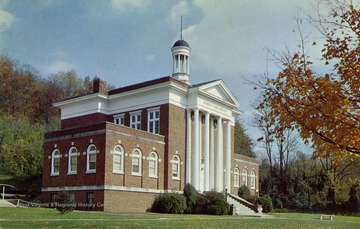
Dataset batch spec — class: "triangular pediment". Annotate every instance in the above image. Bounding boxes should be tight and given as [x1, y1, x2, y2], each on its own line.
[192, 80, 240, 108]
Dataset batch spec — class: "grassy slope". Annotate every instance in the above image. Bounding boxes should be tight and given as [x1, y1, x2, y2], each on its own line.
[1, 208, 360, 228]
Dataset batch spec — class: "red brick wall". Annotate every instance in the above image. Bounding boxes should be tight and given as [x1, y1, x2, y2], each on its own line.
[61, 113, 112, 129]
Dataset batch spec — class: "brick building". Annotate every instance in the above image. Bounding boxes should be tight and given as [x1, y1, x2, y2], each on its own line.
[42, 37, 259, 212]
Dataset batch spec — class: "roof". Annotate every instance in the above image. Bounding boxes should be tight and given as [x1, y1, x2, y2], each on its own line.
[172, 39, 190, 48]
[108, 76, 190, 96]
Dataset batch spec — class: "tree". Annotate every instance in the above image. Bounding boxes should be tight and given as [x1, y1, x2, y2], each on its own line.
[234, 120, 256, 158]
[258, 0, 360, 163]
[0, 116, 45, 177]
[48, 70, 91, 100]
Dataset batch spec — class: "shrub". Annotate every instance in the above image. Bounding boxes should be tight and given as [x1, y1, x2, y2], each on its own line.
[152, 193, 186, 214]
[53, 190, 76, 214]
[203, 191, 229, 215]
[238, 185, 251, 198]
[183, 183, 199, 213]
[259, 194, 273, 213]
[193, 194, 208, 214]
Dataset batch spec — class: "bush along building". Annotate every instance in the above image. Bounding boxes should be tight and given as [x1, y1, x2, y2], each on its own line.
[41, 37, 259, 213]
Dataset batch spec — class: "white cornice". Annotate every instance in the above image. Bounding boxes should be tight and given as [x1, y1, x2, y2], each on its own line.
[54, 93, 108, 108]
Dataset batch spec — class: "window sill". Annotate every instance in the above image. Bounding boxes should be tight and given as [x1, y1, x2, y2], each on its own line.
[112, 171, 124, 174]
[132, 173, 142, 177]
[67, 172, 77, 175]
[172, 177, 180, 181]
[50, 173, 59, 176]
[86, 170, 96, 174]
[149, 175, 158, 179]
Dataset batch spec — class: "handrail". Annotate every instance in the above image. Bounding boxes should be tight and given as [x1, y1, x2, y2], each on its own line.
[227, 193, 260, 212]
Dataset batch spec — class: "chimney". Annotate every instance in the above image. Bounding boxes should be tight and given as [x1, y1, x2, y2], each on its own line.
[93, 78, 108, 95]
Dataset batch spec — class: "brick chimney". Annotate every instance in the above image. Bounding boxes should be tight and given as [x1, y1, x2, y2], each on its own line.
[93, 78, 108, 95]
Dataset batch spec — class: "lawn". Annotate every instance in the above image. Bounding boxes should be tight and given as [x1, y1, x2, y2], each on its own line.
[1, 207, 360, 228]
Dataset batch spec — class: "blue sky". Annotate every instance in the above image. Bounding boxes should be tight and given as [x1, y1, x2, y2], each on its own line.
[0, 0, 327, 153]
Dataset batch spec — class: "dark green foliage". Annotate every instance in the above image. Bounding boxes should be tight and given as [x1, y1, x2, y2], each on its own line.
[345, 184, 360, 212]
[183, 183, 199, 213]
[151, 193, 186, 214]
[203, 191, 229, 215]
[54, 190, 76, 214]
[237, 185, 257, 204]
[0, 116, 45, 177]
[193, 195, 208, 214]
[259, 194, 273, 213]
[287, 193, 309, 210]
[234, 120, 256, 158]
[238, 185, 251, 198]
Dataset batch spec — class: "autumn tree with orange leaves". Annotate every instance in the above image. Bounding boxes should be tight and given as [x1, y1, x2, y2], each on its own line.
[258, 0, 360, 165]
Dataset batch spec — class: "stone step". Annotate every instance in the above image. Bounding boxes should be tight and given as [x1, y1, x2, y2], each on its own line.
[0, 200, 16, 207]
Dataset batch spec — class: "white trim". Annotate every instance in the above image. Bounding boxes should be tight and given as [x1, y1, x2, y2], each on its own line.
[234, 159, 259, 167]
[42, 185, 183, 194]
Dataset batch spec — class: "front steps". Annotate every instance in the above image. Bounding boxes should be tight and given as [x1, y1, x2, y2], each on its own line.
[0, 200, 16, 207]
[227, 194, 263, 217]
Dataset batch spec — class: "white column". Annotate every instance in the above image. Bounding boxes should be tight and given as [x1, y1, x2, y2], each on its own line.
[186, 56, 190, 75]
[193, 108, 200, 190]
[186, 109, 192, 184]
[216, 117, 223, 192]
[204, 112, 210, 191]
[225, 120, 232, 192]
[209, 118, 215, 190]
[173, 56, 176, 74]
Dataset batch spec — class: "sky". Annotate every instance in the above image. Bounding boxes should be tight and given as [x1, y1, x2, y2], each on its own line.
[0, 0, 332, 154]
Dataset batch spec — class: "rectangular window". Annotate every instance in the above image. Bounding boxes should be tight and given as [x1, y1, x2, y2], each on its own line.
[148, 109, 160, 134]
[149, 160, 156, 177]
[53, 158, 60, 174]
[70, 156, 77, 173]
[130, 112, 141, 130]
[88, 154, 96, 171]
[172, 163, 179, 179]
[113, 154, 122, 172]
[132, 157, 140, 174]
[86, 192, 94, 205]
[114, 114, 124, 126]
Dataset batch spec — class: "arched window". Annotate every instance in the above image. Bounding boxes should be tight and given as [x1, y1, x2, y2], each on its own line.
[86, 144, 97, 173]
[171, 155, 180, 180]
[113, 145, 124, 174]
[241, 169, 248, 187]
[51, 149, 61, 175]
[148, 152, 158, 178]
[250, 171, 256, 189]
[68, 147, 78, 174]
[234, 168, 239, 187]
[132, 149, 142, 176]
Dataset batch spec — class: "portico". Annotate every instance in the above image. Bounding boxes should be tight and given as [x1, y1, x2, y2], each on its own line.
[184, 81, 239, 193]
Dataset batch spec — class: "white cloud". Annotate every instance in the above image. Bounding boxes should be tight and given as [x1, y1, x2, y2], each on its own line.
[111, 0, 150, 12]
[170, 1, 190, 25]
[0, 0, 14, 32]
[44, 60, 77, 74]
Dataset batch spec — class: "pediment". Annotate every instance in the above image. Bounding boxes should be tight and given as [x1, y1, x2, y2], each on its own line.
[193, 80, 240, 108]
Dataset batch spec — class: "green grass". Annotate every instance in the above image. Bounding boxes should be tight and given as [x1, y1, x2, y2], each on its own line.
[1, 207, 360, 228]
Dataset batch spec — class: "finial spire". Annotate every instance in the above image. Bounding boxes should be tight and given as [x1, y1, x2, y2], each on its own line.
[180, 15, 183, 40]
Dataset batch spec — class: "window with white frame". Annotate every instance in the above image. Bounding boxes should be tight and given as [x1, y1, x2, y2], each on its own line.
[114, 114, 125, 126]
[241, 169, 248, 187]
[113, 145, 124, 174]
[51, 149, 61, 175]
[130, 111, 141, 130]
[250, 171, 256, 189]
[68, 147, 78, 174]
[148, 152, 158, 178]
[148, 108, 160, 134]
[171, 155, 180, 180]
[132, 149, 142, 175]
[86, 144, 97, 173]
[234, 168, 239, 187]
